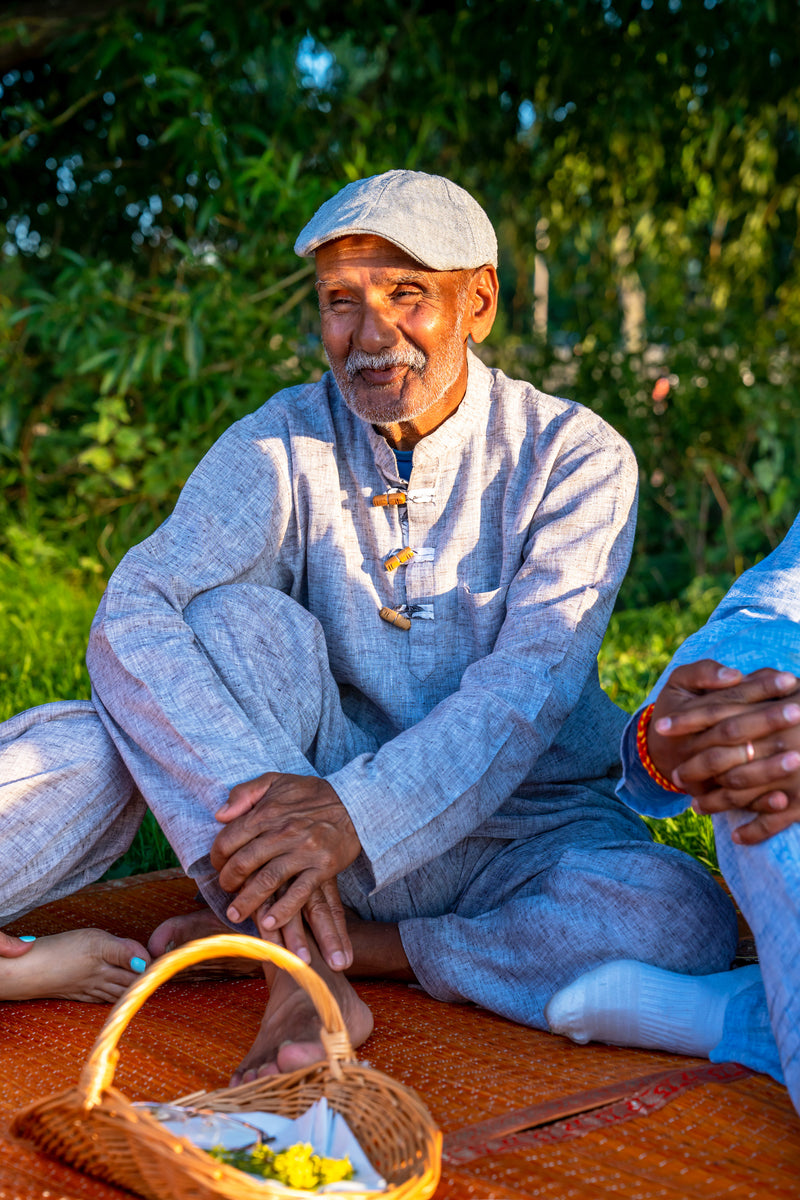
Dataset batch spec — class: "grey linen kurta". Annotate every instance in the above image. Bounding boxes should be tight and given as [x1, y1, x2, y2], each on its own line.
[80, 350, 737, 1024]
[87, 350, 634, 881]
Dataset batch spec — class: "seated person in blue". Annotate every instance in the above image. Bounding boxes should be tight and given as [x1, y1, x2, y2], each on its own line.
[546, 513, 800, 1116]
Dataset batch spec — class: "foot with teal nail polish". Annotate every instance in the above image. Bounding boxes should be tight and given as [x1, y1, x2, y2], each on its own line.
[0, 928, 151, 1003]
[0, 930, 37, 958]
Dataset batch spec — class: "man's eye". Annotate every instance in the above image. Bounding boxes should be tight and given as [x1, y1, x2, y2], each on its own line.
[394, 289, 422, 300]
[328, 297, 355, 309]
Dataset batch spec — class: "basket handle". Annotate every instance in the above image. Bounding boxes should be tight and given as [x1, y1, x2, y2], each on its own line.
[78, 934, 355, 1110]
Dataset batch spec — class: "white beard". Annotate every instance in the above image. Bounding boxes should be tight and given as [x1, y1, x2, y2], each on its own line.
[326, 336, 466, 425]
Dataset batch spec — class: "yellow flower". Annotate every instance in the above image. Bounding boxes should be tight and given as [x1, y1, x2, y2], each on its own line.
[209, 1139, 353, 1189]
[274, 1143, 318, 1190]
[318, 1155, 353, 1184]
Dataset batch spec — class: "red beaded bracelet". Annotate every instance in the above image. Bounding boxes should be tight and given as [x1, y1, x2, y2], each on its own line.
[636, 704, 684, 793]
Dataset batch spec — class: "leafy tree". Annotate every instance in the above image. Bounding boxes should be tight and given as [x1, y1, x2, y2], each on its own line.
[1, 0, 798, 599]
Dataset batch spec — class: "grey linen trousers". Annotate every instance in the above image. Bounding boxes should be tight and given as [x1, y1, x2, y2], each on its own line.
[0, 583, 738, 1029]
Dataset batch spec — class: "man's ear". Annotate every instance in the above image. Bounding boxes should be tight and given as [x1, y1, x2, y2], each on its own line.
[464, 265, 499, 344]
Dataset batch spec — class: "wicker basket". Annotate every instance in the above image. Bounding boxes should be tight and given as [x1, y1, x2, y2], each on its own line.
[12, 934, 442, 1200]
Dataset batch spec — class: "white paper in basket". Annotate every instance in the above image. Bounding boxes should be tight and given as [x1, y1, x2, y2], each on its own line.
[134, 1097, 386, 1193]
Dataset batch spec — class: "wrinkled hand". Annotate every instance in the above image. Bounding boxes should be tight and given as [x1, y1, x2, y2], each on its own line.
[257, 877, 353, 972]
[648, 661, 800, 843]
[211, 772, 360, 962]
[0, 930, 35, 958]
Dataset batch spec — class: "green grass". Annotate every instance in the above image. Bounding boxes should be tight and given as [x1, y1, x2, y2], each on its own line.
[0, 544, 100, 721]
[0, 540, 723, 877]
[101, 810, 180, 878]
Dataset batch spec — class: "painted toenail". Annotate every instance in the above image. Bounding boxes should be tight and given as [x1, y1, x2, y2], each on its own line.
[130, 957, 147, 973]
[19, 935, 36, 942]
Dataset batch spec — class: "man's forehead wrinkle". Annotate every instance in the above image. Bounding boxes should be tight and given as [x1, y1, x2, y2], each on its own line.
[316, 267, 437, 290]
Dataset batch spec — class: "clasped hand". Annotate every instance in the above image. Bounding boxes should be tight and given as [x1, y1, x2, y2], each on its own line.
[648, 660, 800, 844]
[210, 772, 361, 969]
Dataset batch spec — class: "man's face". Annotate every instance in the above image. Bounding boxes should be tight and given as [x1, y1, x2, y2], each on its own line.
[315, 235, 472, 427]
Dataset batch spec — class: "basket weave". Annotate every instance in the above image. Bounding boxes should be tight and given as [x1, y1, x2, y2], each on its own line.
[12, 934, 442, 1200]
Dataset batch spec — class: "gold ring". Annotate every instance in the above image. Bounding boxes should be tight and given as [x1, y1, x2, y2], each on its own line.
[745, 741, 755, 763]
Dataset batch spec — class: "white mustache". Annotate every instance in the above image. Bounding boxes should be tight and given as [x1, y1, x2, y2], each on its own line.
[344, 347, 426, 378]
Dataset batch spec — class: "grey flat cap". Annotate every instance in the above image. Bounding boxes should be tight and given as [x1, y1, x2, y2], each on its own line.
[294, 169, 497, 270]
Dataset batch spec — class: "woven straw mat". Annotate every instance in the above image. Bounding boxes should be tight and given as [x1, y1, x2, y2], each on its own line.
[1, 870, 798, 1200]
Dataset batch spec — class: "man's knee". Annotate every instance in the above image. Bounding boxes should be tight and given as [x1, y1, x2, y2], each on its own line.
[637, 843, 739, 973]
[185, 576, 323, 643]
[550, 840, 739, 975]
[184, 584, 335, 756]
[184, 585, 328, 681]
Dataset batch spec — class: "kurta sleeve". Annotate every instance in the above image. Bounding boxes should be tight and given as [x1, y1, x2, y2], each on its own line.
[617, 512, 800, 819]
[327, 427, 639, 889]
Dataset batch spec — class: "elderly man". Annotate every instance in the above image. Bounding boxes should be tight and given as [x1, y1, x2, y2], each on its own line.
[0, 171, 735, 1077]
[546, 513, 800, 1114]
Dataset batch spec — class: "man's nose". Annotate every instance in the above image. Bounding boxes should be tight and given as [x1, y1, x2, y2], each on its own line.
[354, 301, 398, 351]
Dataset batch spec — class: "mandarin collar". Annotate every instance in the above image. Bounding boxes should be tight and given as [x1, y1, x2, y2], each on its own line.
[363, 349, 492, 479]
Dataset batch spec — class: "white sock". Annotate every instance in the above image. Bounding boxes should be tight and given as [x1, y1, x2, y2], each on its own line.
[544, 960, 762, 1058]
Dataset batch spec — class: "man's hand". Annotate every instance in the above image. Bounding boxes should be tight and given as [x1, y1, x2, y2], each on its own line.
[647, 661, 800, 844]
[259, 878, 353, 972]
[211, 772, 360, 957]
[648, 661, 798, 779]
[661, 681, 800, 845]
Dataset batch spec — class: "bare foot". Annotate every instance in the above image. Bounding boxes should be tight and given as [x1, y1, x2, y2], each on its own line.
[147, 907, 264, 981]
[0, 928, 151, 1003]
[148, 907, 230, 957]
[150, 909, 373, 1079]
[231, 941, 373, 1085]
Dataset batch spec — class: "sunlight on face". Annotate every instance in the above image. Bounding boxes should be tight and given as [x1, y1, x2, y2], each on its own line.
[315, 236, 472, 427]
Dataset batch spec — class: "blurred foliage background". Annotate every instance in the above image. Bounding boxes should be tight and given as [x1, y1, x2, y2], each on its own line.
[1, 0, 798, 606]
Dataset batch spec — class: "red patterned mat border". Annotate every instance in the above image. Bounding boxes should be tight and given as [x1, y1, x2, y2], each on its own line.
[443, 1061, 752, 1164]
